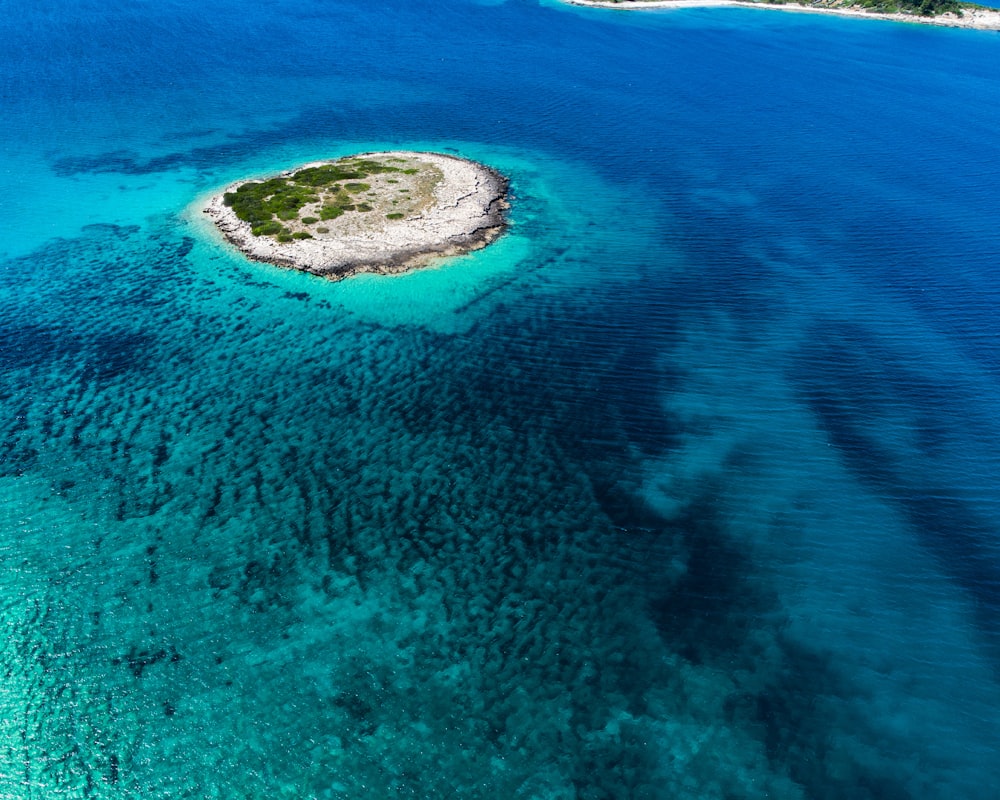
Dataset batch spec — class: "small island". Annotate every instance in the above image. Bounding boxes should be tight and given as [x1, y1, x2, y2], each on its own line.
[204, 151, 509, 280]
[561, 0, 1000, 29]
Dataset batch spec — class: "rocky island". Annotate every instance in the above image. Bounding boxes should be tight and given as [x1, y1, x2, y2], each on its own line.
[204, 151, 509, 280]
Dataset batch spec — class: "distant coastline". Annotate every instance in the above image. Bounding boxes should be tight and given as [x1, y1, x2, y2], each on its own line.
[560, 0, 1000, 29]
[204, 151, 509, 281]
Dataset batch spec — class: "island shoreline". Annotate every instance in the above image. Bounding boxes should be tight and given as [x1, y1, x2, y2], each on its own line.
[203, 151, 510, 281]
[559, 0, 1000, 30]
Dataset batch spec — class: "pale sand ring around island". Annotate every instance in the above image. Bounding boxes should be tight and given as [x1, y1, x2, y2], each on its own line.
[204, 151, 510, 281]
[560, 0, 1000, 30]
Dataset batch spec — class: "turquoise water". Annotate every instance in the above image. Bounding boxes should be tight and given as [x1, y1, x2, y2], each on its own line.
[2, 0, 1000, 796]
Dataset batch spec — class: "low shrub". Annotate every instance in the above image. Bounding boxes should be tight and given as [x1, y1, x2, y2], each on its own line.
[251, 220, 284, 237]
[293, 165, 361, 186]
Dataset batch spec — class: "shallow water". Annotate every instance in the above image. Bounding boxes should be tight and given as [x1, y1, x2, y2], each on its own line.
[2, 0, 1000, 796]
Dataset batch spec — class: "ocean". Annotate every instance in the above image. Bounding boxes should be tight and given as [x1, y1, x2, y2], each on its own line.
[1, 0, 999, 796]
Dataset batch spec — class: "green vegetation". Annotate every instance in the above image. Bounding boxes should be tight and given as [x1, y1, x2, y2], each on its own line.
[251, 220, 285, 237]
[761, 0, 964, 12]
[223, 157, 416, 240]
[386, 213, 405, 220]
[621, 0, 972, 16]
[896, 0, 963, 14]
[222, 178, 319, 226]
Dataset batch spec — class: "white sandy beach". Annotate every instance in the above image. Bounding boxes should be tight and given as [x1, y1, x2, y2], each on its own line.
[204, 151, 509, 280]
[562, 0, 1000, 30]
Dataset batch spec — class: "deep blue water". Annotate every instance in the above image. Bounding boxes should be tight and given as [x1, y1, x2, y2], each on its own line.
[2, 0, 1000, 796]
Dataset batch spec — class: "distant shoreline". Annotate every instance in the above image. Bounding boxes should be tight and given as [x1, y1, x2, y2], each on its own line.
[560, 0, 1000, 30]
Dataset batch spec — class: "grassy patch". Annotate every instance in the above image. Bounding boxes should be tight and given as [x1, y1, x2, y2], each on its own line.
[816, 0, 963, 12]
[225, 155, 438, 240]
[251, 220, 285, 236]
[229, 157, 417, 238]
[227, 177, 319, 229]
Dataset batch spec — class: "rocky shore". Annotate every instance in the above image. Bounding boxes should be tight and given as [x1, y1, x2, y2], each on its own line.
[204, 151, 509, 280]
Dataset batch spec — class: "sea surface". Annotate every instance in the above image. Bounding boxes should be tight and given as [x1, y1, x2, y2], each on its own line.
[2, 0, 1000, 797]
